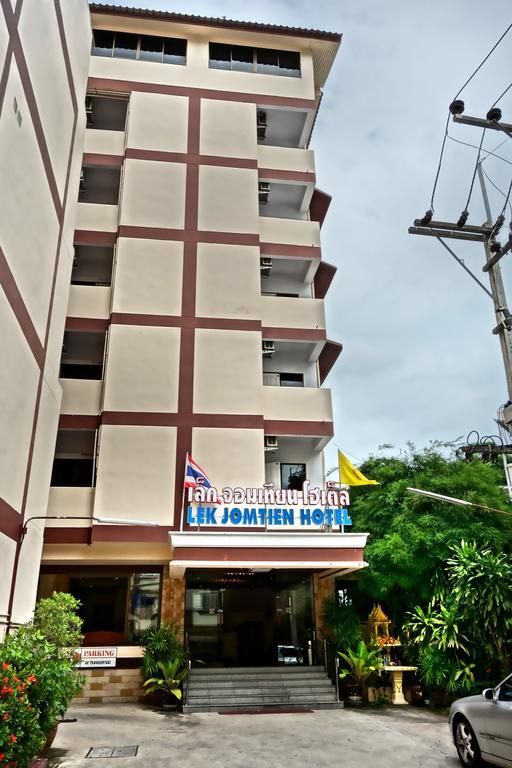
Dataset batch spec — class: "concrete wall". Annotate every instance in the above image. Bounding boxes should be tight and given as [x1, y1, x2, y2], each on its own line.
[0, 0, 91, 635]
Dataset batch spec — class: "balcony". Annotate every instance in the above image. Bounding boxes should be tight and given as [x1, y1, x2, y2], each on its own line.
[261, 295, 325, 330]
[258, 145, 315, 175]
[259, 217, 320, 248]
[84, 128, 125, 157]
[75, 202, 118, 233]
[46, 487, 94, 521]
[263, 386, 332, 423]
[60, 379, 102, 415]
[67, 285, 111, 319]
[256, 106, 311, 148]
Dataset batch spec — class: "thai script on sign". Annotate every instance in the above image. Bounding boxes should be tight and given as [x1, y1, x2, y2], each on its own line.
[187, 481, 350, 507]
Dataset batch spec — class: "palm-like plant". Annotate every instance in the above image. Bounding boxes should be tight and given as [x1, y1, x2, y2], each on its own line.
[143, 659, 188, 701]
[338, 641, 382, 691]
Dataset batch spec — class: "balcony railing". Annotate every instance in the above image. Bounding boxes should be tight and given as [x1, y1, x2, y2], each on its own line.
[75, 202, 118, 232]
[263, 386, 333, 422]
[67, 285, 111, 319]
[84, 128, 125, 156]
[259, 216, 320, 248]
[261, 295, 325, 329]
[258, 145, 315, 175]
[60, 379, 103, 415]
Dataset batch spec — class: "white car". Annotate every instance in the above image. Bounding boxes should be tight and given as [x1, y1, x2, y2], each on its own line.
[449, 673, 512, 767]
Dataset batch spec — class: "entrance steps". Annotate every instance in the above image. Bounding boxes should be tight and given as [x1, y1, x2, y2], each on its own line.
[184, 666, 342, 713]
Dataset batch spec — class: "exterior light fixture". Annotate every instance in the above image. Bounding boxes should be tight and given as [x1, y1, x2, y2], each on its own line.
[406, 487, 512, 517]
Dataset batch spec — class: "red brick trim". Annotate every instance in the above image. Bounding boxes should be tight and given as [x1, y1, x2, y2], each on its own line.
[88, 77, 316, 110]
[258, 168, 315, 184]
[264, 420, 333, 437]
[125, 147, 258, 169]
[314, 261, 336, 299]
[43, 525, 175, 544]
[110, 313, 261, 331]
[260, 242, 321, 259]
[65, 317, 109, 331]
[262, 327, 326, 341]
[117, 225, 260, 246]
[173, 547, 363, 563]
[0, 246, 44, 368]
[58, 415, 100, 429]
[0, 499, 22, 541]
[318, 340, 343, 384]
[82, 152, 123, 167]
[74, 230, 118, 247]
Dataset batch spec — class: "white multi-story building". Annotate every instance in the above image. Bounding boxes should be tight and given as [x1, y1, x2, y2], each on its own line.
[1, 2, 368, 699]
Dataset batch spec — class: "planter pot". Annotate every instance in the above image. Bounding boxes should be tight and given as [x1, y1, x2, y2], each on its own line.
[41, 723, 58, 754]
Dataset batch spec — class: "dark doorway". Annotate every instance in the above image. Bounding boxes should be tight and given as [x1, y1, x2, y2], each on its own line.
[185, 569, 313, 667]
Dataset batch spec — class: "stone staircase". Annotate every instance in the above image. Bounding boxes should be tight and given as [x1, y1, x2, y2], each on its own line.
[184, 666, 342, 713]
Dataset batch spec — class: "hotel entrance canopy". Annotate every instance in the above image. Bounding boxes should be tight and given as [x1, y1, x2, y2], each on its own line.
[168, 531, 368, 577]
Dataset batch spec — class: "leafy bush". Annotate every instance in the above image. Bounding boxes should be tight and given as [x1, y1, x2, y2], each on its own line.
[140, 623, 187, 680]
[0, 662, 42, 768]
[143, 659, 188, 701]
[0, 592, 85, 766]
[338, 641, 382, 691]
[322, 594, 362, 651]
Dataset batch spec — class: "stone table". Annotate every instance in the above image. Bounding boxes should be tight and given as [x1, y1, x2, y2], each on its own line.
[382, 666, 418, 705]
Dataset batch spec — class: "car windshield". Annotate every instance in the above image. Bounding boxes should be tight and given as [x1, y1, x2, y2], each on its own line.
[498, 674, 512, 702]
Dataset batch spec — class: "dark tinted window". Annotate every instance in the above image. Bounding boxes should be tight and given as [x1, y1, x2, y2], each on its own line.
[139, 34, 163, 62]
[51, 458, 93, 487]
[163, 37, 187, 65]
[499, 676, 512, 702]
[231, 44, 253, 71]
[257, 48, 300, 77]
[92, 29, 115, 57]
[114, 32, 138, 59]
[209, 42, 231, 69]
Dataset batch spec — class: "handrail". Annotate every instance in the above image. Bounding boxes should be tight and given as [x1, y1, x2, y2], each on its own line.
[183, 631, 191, 708]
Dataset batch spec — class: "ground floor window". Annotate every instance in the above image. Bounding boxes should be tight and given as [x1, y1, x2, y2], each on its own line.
[37, 567, 162, 644]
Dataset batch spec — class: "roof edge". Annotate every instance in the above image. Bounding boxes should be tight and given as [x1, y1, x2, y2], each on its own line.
[89, 3, 342, 43]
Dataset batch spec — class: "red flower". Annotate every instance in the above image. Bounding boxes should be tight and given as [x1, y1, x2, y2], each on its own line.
[12, 678, 18, 684]
[0, 754, 4, 760]
[2, 662, 9, 670]
[3, 712, 9, 720]
[3, 678, 8, 683]
[9, 735, 16, 744]
[26, 675, 37, 684]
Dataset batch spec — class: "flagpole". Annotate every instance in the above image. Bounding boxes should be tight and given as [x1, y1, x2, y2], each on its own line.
[179, 451, 189, 532]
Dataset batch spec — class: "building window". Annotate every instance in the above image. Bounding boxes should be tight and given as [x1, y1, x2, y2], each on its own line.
[263, 372, 304, 387]
[280, 463, 306, 490]
[50, 429, 96, 487]
[92, 29, 187, 65]
[38, 569, 162, 645]
[60, 330, 106, 381]
[209, 43, 300, 77]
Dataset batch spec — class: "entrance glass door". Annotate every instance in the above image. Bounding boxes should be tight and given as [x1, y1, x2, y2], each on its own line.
[185, 570, 314, 667]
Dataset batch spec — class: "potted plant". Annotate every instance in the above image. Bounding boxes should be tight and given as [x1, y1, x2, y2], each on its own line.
[338, 641, 382, 705]
[143, 659, 189, 709]
[140, 624, 188, 708]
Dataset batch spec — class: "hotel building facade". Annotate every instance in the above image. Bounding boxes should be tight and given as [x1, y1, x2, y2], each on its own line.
[1, 1, 368, 700]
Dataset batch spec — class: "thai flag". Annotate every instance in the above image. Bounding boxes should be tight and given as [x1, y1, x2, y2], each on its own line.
[184, 453, 215, 492]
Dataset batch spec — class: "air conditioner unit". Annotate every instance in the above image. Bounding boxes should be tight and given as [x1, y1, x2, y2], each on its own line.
[257, 111, 267, 140]
[258, 181, 270, 205]
[79, 169, 86, 191]
[85, 97, 94, 124]
[265, 436, 279, 450]
[262, 340, 275, 358]
[260, 257, 272, 276]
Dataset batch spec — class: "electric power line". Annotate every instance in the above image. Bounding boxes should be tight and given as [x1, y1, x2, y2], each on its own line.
[428, 23, 512, 214]
[480, 166, 512, 216]
[446, 132, 512, 166]
[490, 80, 512, 109]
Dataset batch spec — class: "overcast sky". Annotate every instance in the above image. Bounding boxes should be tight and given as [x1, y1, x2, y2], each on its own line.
[101, 0, 512, 469]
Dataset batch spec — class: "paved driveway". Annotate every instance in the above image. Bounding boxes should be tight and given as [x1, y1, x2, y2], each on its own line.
[48, 703, 459, 768]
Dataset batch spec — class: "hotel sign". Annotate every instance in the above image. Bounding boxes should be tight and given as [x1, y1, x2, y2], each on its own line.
[77, 647, 117, 668]
[186, 482, 351, 528]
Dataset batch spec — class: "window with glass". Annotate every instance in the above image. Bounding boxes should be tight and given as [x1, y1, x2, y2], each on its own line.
[92, 29, 187, 65]
[209, 42, 300, 77]
[280, 463, 306, 490]
[38, 569, 162, 644]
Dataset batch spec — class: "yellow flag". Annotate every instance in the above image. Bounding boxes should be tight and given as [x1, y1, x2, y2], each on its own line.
[338, 450, 379, 486]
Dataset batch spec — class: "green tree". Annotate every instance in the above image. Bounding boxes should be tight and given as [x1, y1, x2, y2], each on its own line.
[350, 446, 512, 626]
[404, 540, 512, 694]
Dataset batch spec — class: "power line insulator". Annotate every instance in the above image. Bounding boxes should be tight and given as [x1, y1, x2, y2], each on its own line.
[490, 240, 501, 254]
[449, 99, 465, 115]
[420, 210, 433, 225]
[487, 107, 502, 122]
[457, 210, 469, 228]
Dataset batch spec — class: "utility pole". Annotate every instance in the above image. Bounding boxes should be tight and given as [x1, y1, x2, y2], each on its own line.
[409, 106, 512, 434]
